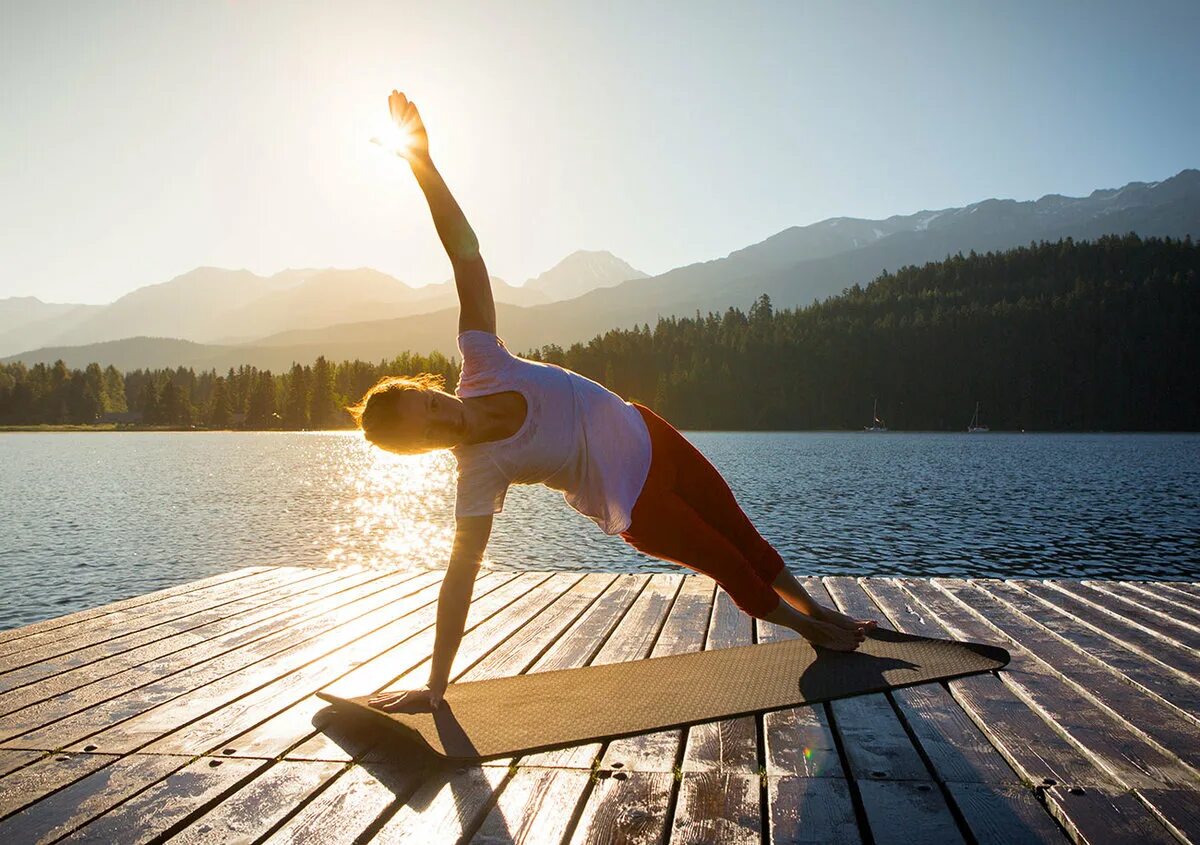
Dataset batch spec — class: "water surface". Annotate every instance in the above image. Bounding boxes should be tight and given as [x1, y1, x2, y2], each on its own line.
[1, 431, 1196, 630]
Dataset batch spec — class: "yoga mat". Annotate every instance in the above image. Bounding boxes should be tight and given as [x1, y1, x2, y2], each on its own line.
[317, 628, 1009, 761]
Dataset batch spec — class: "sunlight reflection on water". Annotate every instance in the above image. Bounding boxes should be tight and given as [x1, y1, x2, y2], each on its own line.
[0, 430, 1197, 630]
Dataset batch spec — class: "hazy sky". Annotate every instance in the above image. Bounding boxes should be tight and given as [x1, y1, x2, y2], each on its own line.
[2, 1, 1197, 304]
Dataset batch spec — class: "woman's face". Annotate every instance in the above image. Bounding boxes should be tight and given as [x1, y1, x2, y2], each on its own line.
[373, 388, 466, 452]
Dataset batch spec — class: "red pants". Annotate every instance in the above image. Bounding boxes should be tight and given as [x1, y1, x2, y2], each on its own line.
[620, 404, 784, 618]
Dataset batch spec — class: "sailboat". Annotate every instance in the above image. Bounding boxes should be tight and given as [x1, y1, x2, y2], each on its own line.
[968, 402, 990, 433]
[864, 399, 887, 432]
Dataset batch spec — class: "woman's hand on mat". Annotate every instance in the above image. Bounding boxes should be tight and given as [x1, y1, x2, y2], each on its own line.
[368, 682, 444, 713]
[383, 89, 429, 162]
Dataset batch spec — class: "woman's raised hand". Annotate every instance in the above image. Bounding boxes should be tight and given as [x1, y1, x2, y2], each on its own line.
[384, 89, 429, 162]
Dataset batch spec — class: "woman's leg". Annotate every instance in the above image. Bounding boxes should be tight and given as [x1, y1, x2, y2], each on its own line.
[620, 489, 862, 650]
[634, 405, 874, 631]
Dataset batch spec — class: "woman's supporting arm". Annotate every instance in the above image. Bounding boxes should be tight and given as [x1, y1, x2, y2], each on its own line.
[426, 515, 494, 701]
[367, 514, 492, 713]
[389, 90, 496, 335]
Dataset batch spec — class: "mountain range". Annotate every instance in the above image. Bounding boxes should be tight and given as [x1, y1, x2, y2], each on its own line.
[4, 169, 1197, 371]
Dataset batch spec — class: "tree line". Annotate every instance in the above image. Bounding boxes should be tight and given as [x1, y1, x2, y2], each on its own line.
[0, 234, 1196, 431]
[0, 352, 458, 430]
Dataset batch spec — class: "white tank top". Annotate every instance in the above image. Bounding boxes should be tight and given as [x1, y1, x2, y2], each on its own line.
[451, 331, 651, 535]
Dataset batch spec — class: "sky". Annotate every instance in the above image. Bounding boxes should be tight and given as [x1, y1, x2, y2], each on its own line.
[1, 1, 1197, 305]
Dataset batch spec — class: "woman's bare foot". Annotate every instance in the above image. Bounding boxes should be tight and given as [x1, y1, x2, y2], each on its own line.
[765, 602, 864, 651]
[816, 603, 878, 634]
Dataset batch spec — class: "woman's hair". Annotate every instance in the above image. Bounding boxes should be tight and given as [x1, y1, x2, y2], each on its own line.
[346, 373, 447, 453]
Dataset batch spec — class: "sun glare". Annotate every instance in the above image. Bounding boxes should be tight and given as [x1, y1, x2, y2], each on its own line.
[325, 434, 456, 569]
[370, 121, 416, 158]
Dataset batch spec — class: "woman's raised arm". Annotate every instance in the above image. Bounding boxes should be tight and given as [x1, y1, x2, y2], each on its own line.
[388, 90, 496, 335]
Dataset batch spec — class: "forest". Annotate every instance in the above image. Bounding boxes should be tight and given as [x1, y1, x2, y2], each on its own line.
[1, 234, 1196, 431]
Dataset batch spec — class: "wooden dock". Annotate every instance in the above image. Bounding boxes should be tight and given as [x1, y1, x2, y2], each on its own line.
[0, 565, 1197, 844]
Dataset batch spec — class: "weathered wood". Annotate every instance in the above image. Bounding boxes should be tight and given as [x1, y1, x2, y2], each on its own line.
[565, 771, 675, 845]
[1082, 580, 1200, 644]
[59, 755, 267, 844]
[0, 753, 186, 843]
[1050, 581, 1200, 650]
[1, 568, 1198, 845]
[896, 579, 1188, 841]
[168, 759, 346, 844]
[264, 761, 426, 845]
[670, 588, 761, 844]
[363, 764, 508, 844]
[985, 580, 1200, 724]
[1110, 581, 1200, 627]
[470, 768, 592, 843]
[1016, 579, 1200, 683]
[670, 772, 761, 845]
[0, 752, 116, 819]
[0, 570, 451, 748]
[0, 748, 42, 779]
[943, 782, 1067, 844]
[228, 573, 535, 758]
[765, 776, 862, 845]
[942, 579, 1200, 775]
[0, 565, 272, 645]
[1136, 787, 1200, 843]
[0, 567, 390, 716]
[143, 572, 555, 757]
[1041, 784, 1181, 845]
[0, 566, 310, 663]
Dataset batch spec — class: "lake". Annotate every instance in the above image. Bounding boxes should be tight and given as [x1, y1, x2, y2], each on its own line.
[1, 431, 1197, 631]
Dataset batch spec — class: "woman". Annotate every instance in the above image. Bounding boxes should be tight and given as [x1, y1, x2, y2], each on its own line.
[356, 91, 875, 713]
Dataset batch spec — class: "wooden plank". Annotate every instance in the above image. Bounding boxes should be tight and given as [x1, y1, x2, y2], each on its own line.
[895, 579, 1188, 842]
[1082, 580, 1200, 643]
[168, 760, 346, 844]
[1136, 787, 1200, 844]
[916, 578, 1195, 788]
[669, 772, 761, 845]
[0, 748, 43, 779]
[187, 572, 597, 845]
[671, 588, 761, 844]
[557, 575, 708, 845]
[0, 565, 273, 645]
[856, 780, 965, 845]
[1041, 785, 1183, 845]
[370, 574, 684, 845]
[1050, 581, 1200, 650]
[985, 580, 1200, 724]
[58, 756, 267, 844]
[361, 765, 507, 845]
[943, 782, 1068, 845]
[134, 573, 552, 756]
[0, 753, 187, 844]
[469, 768, 592, 843]
[287, 573, 650, 763]
[757, 578, 858, 845]
[859, 579, 1065, 789]
[822, 577, 967, 844]
[0, 569, 447, 747]
[765, 777, 861, 845]
[1015, 579, 1200, 684]
[0, 752, 117, 819]
[565, 771, 675, 845]
[0, 566, 311, 663]
[277, 570, 601, 765]
[264, 761, 426, 845]
[589, 575, 714, 773]
[1156, 582, 1200, 609]
[940, 579, 1200, 776]
[0, 567, 388, 715]
[1112, 582, 1200, 627]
